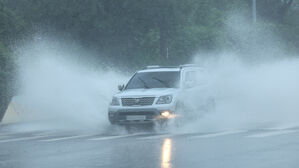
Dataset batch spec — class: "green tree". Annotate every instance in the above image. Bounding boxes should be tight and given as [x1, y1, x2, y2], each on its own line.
[0, 1, 24, 119]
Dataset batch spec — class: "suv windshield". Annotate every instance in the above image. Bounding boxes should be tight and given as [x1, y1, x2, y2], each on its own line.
[125, 71, 180, 89]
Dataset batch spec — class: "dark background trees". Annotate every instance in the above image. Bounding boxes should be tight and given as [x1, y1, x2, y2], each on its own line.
[0, 1, 24, 119]
[0, 0, 299, 119]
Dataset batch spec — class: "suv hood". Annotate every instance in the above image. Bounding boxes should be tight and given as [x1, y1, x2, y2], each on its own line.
[115, 88, 179, 98]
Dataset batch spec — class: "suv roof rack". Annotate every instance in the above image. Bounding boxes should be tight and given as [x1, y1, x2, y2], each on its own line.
[145, 65, 178, 69]
[145, 64, 202, 70]
[179, 64, 202, 69]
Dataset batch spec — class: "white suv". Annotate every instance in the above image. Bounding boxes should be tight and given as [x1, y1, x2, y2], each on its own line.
[108, 65, 208, 125]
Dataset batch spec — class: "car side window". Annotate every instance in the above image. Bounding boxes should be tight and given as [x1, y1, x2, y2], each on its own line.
[185, 71, 196, 82]
[184, 70, 205, 88]
[184, 71, 197, 88]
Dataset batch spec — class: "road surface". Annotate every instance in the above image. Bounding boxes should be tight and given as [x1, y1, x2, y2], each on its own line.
[0, 123, 298, 168]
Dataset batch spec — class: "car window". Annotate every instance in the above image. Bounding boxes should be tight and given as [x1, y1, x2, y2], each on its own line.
[185, 70, 205, 85]
[125, 71, 180, 89]
[185, 71, 196, 82]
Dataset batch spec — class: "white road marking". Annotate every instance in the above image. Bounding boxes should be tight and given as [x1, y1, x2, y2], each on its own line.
[265, 123, 299, 130]
[0, 133, 19, 136]
[190, 131, 245, 139]
[0, 134, 16, 139]
[34, 131, 64, 136]
[0, 131, 54, 138]
[0, 135, 10, 139]
[0, 132, 31, 138]
[137, 134, 173, 140]
[246, 130, 298, 138]
[40, 134, 96, 142]
[0, 135, 49, 143]
[88, 133, 148, 141]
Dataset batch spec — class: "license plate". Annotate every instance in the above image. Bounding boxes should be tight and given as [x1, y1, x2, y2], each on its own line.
[126, 115, 146, 120]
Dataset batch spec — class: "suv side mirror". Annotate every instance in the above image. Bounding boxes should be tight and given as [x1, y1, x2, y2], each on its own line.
[118, 84, 125, 91]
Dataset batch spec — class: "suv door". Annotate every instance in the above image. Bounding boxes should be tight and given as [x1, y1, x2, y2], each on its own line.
[179, 68, 212, 117]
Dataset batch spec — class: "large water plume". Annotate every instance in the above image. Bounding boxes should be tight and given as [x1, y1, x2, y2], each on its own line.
[176, 16, 299, 133]
[7, 15, 299, 134]
[10, 36, 128, 132]
[175, 56, 299, 133]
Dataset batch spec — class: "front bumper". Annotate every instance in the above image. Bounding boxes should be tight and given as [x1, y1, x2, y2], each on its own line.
[108, 105, 176, 124]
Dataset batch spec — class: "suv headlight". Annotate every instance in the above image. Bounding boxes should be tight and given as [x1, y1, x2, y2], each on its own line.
[110, 97, 120, 106]
[156, 95, 173, 104]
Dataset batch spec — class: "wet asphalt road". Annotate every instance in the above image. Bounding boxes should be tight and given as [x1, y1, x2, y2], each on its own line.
[0, 124, 299, 168]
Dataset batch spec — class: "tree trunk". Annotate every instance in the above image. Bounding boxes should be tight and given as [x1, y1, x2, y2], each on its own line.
[159, 21, 169, 62]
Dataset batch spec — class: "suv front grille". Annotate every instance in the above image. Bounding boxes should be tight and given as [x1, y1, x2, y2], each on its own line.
[121, 97, 155, 106]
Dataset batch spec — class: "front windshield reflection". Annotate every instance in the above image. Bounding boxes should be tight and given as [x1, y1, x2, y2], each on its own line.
[126, 72, 180, 89]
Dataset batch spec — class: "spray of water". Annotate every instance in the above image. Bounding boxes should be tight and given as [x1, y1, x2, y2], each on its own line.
[174, 56, 299, 133]
[176, 16, 299, 133]
[7, 15, 299, 134]
[10, 36, 128, 132]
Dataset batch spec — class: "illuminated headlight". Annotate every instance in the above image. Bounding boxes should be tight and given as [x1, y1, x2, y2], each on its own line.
[110, 97, 120, 106]
[161, 111, 171, 117]
[156, 95, 173, 104]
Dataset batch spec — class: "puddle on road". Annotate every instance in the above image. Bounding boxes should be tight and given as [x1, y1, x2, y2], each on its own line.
[161, 138, 173, 168]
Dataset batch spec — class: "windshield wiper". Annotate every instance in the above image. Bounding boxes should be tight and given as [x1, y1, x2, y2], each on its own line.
[151, 77, 171, 88]
[137, 77, 150, 89]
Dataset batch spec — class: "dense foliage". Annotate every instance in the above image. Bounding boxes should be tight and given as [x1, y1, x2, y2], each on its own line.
[0, 0, 299, 118]
[0, 1, 25, 119]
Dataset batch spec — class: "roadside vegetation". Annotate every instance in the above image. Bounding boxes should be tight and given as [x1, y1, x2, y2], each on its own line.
[0, 0, 298, 119]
